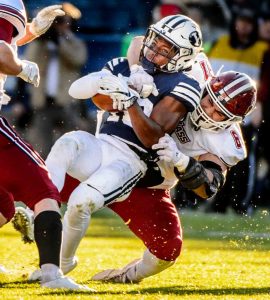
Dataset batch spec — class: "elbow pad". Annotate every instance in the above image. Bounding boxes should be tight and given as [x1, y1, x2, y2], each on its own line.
[200, 160, 225, 198]
[174, 158, 225, 198]
[69, 69, 111, 99]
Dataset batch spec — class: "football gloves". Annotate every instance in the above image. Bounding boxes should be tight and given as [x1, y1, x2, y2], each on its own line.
[152, 134, 190, 172]
[17, 60, 40, 87]
[29, 5, 65, 37]
[98, 74, 139, 111]
[129, 64, 158, 98]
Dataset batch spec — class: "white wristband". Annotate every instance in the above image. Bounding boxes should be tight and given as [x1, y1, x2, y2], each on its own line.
[175, 153, 190, 173]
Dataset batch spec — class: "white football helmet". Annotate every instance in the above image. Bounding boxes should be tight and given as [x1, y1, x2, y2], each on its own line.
[0, 0, 27, 43]
[141, 14, 203, 73]
[190, 71, 257, 131]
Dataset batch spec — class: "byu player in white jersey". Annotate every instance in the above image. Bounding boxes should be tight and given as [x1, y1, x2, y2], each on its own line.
[37, 15, 203, 276]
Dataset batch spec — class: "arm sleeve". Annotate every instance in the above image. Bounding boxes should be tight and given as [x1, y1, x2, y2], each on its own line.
[68, 69, 112, 99]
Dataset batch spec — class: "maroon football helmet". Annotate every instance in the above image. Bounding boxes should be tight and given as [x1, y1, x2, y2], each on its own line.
[191, 71, 257, 131]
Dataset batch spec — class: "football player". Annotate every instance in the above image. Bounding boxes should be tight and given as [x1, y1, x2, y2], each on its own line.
[38, 14, 203, 276]
[90, 70, 256, 283]
[0, 0, 91, 290]
[88, 28, 256, 283]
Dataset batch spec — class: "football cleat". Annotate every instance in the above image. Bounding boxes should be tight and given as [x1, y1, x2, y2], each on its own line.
[28, 268, 42, 281]
[91, 259, 141, 283]
[41, 276, 95, 291]
[61, 256, 78, 275]
[12, 207, 34, 243]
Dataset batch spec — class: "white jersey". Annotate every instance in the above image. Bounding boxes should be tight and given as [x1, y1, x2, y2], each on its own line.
[153, 114, 246, 190]
[174, 115, 246, 167]
[0, 0, 26, 108]
[150, 53, 246, 190]
[0, 0, 26, 43]
[186, 52, 214, 89]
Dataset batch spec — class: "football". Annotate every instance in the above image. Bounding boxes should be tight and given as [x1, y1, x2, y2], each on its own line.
[91, 93, 116, 112]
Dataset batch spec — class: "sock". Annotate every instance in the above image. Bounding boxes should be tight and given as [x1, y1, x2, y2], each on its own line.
[61, 204, 91, 268]
[34, 211, 62, 267]
[41, 263, 63, 283]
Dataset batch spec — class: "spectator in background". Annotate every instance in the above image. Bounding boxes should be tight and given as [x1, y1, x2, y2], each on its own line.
[120, 1, 188, 56]
[25, 2, 88, 157]
[255, 2, 270, 208]
[185, 0, 231, 53]
[206, 6, 268, 214]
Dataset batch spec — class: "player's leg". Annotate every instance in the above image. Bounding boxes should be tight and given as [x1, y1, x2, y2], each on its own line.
[92, 188, 182, 283]
[61, 156, 145, 274]
[46, 130, 102, 192]
[0, 187, 15, 274]
[0, 118, 91, 290]
[12, 129, 101, 245]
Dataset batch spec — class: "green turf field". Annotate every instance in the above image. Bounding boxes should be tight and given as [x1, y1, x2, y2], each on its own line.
[0, 208, 269, 299]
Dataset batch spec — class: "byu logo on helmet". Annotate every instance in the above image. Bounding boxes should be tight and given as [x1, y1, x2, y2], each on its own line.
[189, 31, 201, 47]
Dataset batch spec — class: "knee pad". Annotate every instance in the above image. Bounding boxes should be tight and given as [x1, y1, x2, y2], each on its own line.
[46, 135, 79, 191]
[150, 235, 182, 261]
[68, 183, 105, 213]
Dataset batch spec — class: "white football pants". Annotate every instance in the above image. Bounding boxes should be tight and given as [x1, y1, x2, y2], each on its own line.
[45, 130, 146, 270]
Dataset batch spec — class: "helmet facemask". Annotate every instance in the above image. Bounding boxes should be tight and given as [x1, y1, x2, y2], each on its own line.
[141, 29, 193, 73]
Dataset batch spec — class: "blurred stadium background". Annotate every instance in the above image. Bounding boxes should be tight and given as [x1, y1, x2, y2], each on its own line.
[5, 0, 270, 218]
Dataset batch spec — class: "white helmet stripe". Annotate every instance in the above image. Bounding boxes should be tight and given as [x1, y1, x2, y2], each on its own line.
[227, 82, 253, 99]
[222, 78, 251, 101]
[224, 76, 247, 90]
[0, 8, 25, 26]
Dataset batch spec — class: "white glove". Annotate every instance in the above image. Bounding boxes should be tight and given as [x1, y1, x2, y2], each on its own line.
[129, 64, 158, 98]
[0, 93, 11, 106]
[17, 60, 40, 87]
[152, 134, 190, 172]
[98, 74, 139, 111]
[29, 5, 65, 36]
